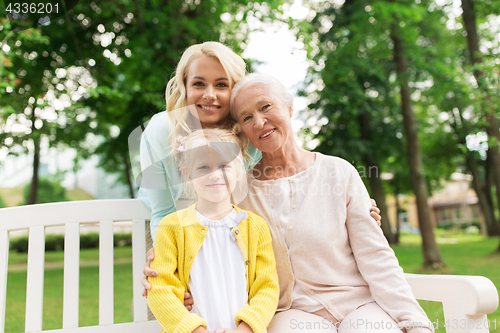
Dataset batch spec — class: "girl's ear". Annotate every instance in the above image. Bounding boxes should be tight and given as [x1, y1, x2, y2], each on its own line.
[180, 167, 192, 183]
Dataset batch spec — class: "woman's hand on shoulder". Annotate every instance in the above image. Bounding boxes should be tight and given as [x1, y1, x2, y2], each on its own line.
[370, 199, 381, 227]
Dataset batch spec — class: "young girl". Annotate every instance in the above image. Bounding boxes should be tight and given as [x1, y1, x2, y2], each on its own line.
[147, 128, 279, 333]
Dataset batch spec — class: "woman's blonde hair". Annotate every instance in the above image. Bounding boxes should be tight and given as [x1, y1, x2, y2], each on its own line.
[166, 42, 246, 152]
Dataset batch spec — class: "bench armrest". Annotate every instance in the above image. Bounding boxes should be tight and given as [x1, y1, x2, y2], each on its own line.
[404, 273, 498, 333]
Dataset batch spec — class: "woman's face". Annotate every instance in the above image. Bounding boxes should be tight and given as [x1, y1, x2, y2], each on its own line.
[185, 55, 232, 127]
[232, 84, 293, 153]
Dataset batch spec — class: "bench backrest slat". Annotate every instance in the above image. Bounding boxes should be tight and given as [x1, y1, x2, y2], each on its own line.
[63, 223, 80, 329]
[132, 219, 148, 322]
[99, 221, 114, 326]
[0, 230, 8, 333]
[25, 225, 46, 332]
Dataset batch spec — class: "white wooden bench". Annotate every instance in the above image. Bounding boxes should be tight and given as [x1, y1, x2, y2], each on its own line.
[0, 199, 498, 333]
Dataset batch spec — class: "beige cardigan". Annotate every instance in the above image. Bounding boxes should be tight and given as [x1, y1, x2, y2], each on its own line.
[239, 153, 432, 333]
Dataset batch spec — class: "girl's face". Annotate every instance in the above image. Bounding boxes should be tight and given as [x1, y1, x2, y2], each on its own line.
[185, 55, 232, 127]
[188, 149, 240, 205]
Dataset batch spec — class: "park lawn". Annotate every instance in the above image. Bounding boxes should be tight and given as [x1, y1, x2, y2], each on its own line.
[5, 247, 134, 333]
[8, 246, 133, 266]
[5, 233, 500, 333]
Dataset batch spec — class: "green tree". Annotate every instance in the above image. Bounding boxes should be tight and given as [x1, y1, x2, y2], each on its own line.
[388, 0, 444, 267]
[460, 0, 500, 250]
[461, 0, 500, 232]
[297, 0, 483, 266]
[297, 0, 403, 244]
[1, 0, 283, 201]
[0, 193, 7, 208]
[0, 17, 101, 204]
[22, 176, 69, 204]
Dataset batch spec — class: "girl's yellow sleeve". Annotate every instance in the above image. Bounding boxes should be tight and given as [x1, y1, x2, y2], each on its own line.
[235, 217, 279, 333]
[148, 219, 206, 333]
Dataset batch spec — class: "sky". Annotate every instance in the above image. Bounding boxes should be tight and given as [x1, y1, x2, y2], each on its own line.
[243, 0, 311, 134]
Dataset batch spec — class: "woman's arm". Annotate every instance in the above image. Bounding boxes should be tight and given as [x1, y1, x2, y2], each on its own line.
[139, 112, 185, 241]
[140, 130, 182, 240]
[344, 167, 432, 333]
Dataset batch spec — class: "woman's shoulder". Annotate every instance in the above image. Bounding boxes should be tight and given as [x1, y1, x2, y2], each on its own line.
[144, 111, 171, 133]
[141, 111, 173, 157]
[315, 152, 357, 172]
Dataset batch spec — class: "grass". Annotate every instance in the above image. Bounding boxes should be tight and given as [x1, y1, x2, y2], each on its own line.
[0, 187, 24, 207]
[0, 187, 93, 208]
[4, 232, 500, 333]
[8, 246, 133, 267]
[5, 247, 134, 333]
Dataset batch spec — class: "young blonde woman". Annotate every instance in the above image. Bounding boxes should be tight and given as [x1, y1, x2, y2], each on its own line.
[139, 41, 382, 319]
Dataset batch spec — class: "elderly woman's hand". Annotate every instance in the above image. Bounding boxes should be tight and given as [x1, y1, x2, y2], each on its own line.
[370, 199, 381, 227]
[141, 247, 195, 310]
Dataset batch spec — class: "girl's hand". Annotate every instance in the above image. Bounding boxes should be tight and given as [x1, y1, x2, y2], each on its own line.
[193, 326, 213, 333]
[370, 199, 381, 227]
[214, 321, 253, 333]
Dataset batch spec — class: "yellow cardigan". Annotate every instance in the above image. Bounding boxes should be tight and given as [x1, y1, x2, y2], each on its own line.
[148, 204, 279, 333]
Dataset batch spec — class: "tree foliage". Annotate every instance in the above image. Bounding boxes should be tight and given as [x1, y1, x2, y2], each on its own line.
[22, 176, 69, 204]
[1, 0, 283, 200]
[297, 0, 500, 262]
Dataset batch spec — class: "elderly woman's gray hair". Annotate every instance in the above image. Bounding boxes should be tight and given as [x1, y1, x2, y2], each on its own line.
[230, 73, 294, 118]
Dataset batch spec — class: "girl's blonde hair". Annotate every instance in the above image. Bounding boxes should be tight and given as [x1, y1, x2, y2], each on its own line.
[175, 128, 246, 196]
[166, 42, 246, 152]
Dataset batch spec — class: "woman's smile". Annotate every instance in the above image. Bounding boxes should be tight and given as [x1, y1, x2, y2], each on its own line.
[259, 128, 276, 139]
[206, 183, 225, 188]
[197, 104, 221, 113]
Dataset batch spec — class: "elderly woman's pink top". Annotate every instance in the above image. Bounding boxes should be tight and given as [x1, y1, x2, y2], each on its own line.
[239, 152, 432, 333]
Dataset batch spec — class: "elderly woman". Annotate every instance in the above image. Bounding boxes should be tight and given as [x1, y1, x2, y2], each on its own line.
[227, 74, 432, 333]
[144, 73, 432, 333]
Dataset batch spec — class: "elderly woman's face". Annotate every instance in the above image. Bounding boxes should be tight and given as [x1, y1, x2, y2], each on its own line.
[233, 85, 293, 153]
